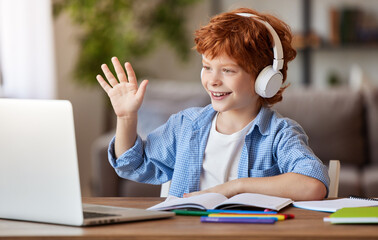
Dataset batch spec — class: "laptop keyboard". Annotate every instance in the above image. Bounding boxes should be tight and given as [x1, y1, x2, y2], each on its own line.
[83, 211, 120, 219]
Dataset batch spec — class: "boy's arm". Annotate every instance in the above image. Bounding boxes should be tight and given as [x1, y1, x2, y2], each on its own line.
[97, 57, 148, 158]
[114, 115, 138, 158]
[108, 113, 179, 184]
[184, 173, 327, 201]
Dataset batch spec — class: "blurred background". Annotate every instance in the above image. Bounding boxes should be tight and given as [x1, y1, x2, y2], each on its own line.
[1, 0, 377, 197]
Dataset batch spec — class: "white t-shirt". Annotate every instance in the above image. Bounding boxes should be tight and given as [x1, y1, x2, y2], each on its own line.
[200, 113, 254, 191]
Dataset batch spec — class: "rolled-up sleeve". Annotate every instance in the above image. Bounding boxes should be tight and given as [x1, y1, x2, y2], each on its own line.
[108, 135, 144, 171]
[107, 114, 179, 185]
[274, 120, 330, 194]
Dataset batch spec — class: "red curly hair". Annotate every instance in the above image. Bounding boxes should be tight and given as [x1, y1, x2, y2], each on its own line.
[194, 8, 296, 106]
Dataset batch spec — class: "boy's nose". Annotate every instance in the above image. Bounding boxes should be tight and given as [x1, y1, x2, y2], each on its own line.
[208, 72, 222, 86]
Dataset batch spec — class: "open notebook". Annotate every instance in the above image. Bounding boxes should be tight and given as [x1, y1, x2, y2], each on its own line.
[148, 193, 293, 211]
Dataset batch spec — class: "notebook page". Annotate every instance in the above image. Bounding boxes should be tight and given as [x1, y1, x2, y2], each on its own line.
[147, 193, 228, 210]
[215, 193, 293, 211]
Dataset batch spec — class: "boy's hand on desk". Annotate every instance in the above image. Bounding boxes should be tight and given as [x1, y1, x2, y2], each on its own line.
[184, 179, 241, 198]
[96, 57, 148, 118]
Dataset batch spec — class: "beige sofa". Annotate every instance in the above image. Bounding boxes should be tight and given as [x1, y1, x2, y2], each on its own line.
[91, 81, 378, 198]
[273, 86, 378, 197]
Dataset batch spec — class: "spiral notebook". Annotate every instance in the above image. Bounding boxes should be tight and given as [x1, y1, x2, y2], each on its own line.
[293, 197, 378, 213]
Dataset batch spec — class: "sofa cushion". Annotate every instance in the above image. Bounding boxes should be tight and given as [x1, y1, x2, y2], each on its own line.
[273, 88, 366, 166]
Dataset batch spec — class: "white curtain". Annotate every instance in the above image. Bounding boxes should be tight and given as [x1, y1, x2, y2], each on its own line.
[0, 0, 56, 99]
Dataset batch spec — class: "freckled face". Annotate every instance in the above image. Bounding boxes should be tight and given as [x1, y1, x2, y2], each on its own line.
[201, 54, 259, 115]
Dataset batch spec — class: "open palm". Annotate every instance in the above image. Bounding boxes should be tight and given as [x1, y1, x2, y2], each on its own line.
[96, 57, 148, 118]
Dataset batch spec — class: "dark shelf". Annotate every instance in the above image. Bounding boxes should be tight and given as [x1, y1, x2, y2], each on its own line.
[299, 0, 378, 85]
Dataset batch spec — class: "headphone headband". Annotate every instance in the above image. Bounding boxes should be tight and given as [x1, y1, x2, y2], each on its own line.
[235, 13, 284, 71]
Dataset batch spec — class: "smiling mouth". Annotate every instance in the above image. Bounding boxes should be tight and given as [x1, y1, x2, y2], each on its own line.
[211, 91, 231, 97]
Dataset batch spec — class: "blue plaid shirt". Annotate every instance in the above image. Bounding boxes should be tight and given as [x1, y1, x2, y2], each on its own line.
[108, 104, 330, 197]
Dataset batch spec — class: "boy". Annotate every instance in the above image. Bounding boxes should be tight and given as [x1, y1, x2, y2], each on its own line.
[96, 8, 329, 200]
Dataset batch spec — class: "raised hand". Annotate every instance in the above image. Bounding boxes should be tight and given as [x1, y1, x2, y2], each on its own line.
[96, 57, 148, 118]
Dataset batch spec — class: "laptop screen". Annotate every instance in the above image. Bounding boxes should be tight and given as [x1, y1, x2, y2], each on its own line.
[0, 99, 84, 225]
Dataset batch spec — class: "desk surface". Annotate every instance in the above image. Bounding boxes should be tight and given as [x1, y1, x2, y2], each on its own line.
[1, 197, 377, 240]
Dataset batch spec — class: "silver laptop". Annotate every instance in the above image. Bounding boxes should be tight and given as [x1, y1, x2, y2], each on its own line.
[0, 98, 174, 226]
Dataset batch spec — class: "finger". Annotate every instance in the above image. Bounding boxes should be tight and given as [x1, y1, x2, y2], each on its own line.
[124, 62, 138, 85]
[183, 193, 190, 198]
[183, 190, 201, 198]
[96, 75, 112, 94]
[184, 192, 199, 198]
[111, 57, 127, 83]
[136, 79, 149, 101]
[101, 64, 118, 87]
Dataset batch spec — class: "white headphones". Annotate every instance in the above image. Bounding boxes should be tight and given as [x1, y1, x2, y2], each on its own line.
[236, 13, 284, 98]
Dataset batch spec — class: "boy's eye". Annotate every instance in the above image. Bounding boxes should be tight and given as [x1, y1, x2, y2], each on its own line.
[203, 66, 211, 70]
[223, 68, 235, 73]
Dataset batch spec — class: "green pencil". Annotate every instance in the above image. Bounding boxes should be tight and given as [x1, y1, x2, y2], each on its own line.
[172, 210, 209, 216]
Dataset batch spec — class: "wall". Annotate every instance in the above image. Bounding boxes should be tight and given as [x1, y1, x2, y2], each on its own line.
[133, 2, 212, 84]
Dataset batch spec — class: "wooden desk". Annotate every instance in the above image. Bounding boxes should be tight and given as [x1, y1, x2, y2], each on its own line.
[1, 197, 377, 240]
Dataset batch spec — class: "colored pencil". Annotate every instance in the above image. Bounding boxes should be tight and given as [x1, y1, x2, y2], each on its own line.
[201, 216, 276, 224]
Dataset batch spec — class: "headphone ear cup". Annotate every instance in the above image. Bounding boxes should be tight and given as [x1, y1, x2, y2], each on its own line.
[255, 65, 283, 98]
